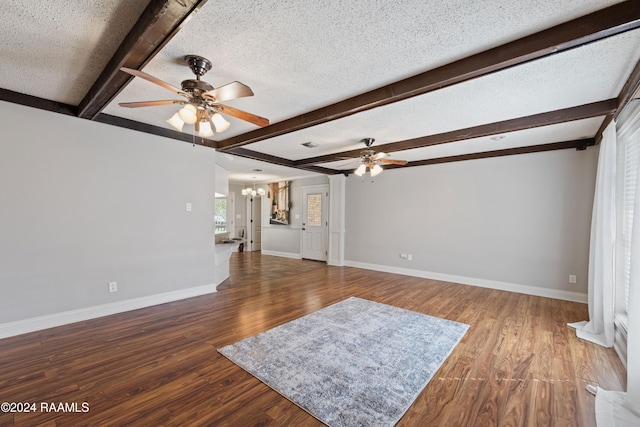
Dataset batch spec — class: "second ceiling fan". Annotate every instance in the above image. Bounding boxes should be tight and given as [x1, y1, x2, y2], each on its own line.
[342, 138, 408, 177]
[119, 55, 269, 137]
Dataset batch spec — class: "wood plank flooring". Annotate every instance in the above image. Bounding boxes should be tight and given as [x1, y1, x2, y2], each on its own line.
[0, 252, 627, 426]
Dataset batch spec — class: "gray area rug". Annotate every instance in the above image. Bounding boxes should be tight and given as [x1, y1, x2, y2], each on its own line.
[218, 297, 468, 427]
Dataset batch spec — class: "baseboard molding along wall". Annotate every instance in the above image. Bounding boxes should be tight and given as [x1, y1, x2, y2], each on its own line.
[344, 260, 587, 303]
[0, 283, 218, 339]
[261, 250, 302, 259]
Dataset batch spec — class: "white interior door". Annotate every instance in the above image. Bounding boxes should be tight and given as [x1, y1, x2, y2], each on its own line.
[302, 185, 328, 261]
[253, 196, 262, 251]
[246, 196, 262, 252]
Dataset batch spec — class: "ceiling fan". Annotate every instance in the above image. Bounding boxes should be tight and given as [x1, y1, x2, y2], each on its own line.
[118, 55, 269, 137]
[343, 138, 408, 177]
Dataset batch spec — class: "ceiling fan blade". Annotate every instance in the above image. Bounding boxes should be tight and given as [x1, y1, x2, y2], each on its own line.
[119, 100, 180, 108]
[216, 104, 269, 127]
[337, 160, 362, 168]
[120, 67, 183, 95]
[372, 152, 389, 160]
[195, 111, 202, 132]
[379, 158, 408, 165]
[204, 81, 254, 102]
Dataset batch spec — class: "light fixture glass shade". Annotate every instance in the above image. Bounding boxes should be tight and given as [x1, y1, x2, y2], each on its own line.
[198, 120, 214, 137]
[211, 113, 230, 132]
[241, 186, 263, 197]
[166, 113, 184, 131]
[370, 164, 383, 177]
[178, 104, 198, 124]
[242, 187, 258, 197]
[354, 164, 367, 176]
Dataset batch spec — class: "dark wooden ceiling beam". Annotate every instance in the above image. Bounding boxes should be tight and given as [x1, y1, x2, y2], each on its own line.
[217, 1, 640, 151]
[229, 147, 341, 175]
[95, 114, 215, 147]
[296, 99, 616, 166]
[77, 0, 208, 120]
[375, 139, 592, 173]
[0, 88, 77, 116]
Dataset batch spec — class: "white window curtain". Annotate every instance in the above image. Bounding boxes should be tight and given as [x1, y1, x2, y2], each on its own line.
[568, 122, 616, 347]
[594, 102, 640, 425]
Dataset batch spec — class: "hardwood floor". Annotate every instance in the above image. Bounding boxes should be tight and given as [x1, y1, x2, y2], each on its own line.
[0, 252, 626, 426]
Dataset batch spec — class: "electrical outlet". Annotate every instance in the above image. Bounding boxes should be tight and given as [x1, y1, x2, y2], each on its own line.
[109, 281, 117, 293]
[186, 203, 192, 212]
[569, 275, 576, 283]
[407, 254, 413, 261]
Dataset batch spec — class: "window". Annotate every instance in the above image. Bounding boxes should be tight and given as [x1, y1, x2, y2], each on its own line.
[615, 102, 640, 329]
[215, 196, 227, 234]
[306, 193, 322, 227]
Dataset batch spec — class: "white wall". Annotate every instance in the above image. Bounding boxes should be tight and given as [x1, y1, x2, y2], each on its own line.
[345, 148, 598, 298]
[229, 183, 248, 238]
[0, 101, 217, 329]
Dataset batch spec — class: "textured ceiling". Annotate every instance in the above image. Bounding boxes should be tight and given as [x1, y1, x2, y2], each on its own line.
[0, 1, 149, 104]
[1, 0, 639, 183]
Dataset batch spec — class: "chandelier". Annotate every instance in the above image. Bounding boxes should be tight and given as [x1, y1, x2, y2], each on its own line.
[241, 180, 265, 198]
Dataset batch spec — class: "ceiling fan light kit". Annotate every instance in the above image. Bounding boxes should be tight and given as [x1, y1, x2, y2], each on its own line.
[354, 164, 367, 176]
[119, 55, 269, 138]
[166, 112, 184, 132]
[177, 103, 198, 124]
[211, 113, 231, 132]
[197, 119, 214, 137]
[350, 138, 407, 177]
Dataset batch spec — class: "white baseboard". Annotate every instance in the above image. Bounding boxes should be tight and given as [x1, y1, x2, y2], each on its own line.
[261, 250, 302, 259]
[0, 284, 218, 339]
[216, 274, 230, 286]
[344, 260, 587, 303]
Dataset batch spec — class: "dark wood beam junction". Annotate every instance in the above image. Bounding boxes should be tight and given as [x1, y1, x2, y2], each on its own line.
[595, 55, 640, 143]
[228, 147, 340, 175]
[77, 0, 208, 120]
[295, 99, 616, 167]
[217, 1, 640, 152]
[0, 88, 77, 117]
